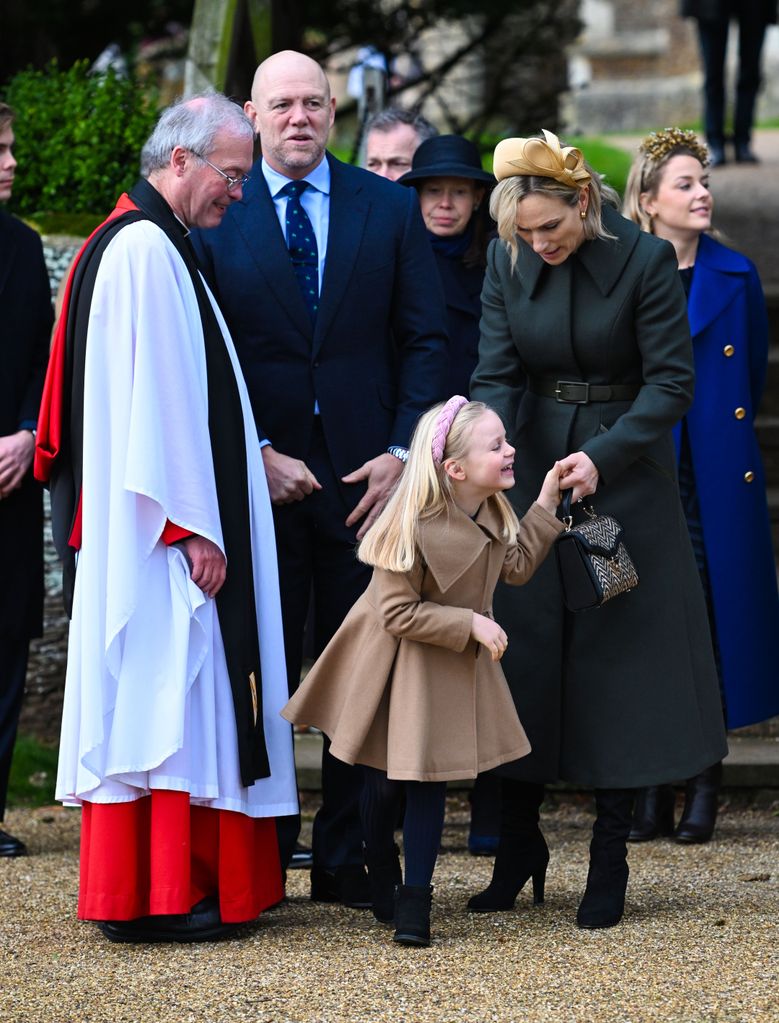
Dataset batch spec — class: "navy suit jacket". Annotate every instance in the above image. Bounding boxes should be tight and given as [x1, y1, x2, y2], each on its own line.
[191, 153, 448, 489]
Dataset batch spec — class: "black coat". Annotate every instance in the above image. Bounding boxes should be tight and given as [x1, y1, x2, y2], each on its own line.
[681, 0, 777, 23]
[432, 248, 484, 398]
[471, 206, 728, 788]
[0, 211, 52, 639]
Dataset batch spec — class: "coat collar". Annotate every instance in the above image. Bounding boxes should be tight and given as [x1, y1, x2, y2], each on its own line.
[418, 497, 505, 592]
[687, 233, 751, 337]
[515, 204, 640, 299]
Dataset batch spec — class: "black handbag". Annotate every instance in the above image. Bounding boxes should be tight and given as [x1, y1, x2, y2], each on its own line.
[554, 491, 639, 612]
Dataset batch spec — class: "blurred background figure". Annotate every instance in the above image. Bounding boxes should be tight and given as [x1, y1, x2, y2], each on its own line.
[364, 107, 438, 182]
[623, 127, 779, 844]
[399, 134, 500, 854]
[681, 0, 778, 165]
[0, 102, 53, 858]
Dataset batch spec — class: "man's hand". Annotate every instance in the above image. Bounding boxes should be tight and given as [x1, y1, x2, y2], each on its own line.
[558, 451, 600, 503]
[342, 452, 404, 540]
[261, 445, 322, 505]
[181, 535, 227, 598]
[0, 430, 35, 500]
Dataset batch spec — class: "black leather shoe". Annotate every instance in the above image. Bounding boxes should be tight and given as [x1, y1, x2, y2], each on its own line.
[289, 844, 314, 870]
[310, 864, 372, 908]
[628, 785, 675, 842]
[96, 896, 241, 943]
[0, 829, 27, 857]
[708, 143, 727, 167]
[735, 143, 759, 164]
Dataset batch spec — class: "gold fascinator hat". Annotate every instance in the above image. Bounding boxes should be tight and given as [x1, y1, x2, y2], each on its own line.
[638, 127, 709, 167]
[493, 129, 592, 189]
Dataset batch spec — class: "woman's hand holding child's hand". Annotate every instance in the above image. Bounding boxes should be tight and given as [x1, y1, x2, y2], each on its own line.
[536, 461, 564, 515]
[471, 613, 508, 661]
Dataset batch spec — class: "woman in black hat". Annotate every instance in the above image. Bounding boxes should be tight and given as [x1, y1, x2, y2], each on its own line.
[399, 135, 496, 397]
[400, 136, 502, 857]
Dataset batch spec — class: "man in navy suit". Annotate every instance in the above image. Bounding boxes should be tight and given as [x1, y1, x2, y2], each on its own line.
[192, 51, 448, 907]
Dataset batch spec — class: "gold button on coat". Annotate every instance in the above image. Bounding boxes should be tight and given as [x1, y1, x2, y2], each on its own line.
[723, 344, 735, 357]
[735, 407, 746, 419]
[745, 471, 755, 483]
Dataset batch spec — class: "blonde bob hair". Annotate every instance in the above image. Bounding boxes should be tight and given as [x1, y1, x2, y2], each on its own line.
[490, 166, 620, 272]
[358, 400, 520, 573]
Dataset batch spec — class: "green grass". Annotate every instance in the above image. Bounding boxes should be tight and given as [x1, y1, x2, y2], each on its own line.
[7, 734, 58, 807]
[567, 136, 633, 195]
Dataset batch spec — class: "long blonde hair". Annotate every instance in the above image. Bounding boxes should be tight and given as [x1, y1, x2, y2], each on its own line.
[358, 400, 520, 572]
[490, 166, 620, 273]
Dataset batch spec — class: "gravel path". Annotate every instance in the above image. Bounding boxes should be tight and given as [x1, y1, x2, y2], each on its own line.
[1, 794, 777, 1023]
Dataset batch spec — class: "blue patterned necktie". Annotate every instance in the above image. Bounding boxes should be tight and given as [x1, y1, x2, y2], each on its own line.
[281, 180, 319, 323]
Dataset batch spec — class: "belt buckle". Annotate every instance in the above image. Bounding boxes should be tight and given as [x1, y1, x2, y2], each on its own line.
[555, 380, 590, 404]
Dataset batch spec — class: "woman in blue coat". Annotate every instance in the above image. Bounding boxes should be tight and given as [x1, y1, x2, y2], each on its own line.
[624, 127, 779, 843]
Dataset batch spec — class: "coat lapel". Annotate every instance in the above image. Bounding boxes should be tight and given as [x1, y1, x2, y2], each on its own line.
[419, 500, 503, 592]
[313, 155, 370, 356]
[687, 234, 747, 338]
[575, 206, 641, 297]
[231, 166, 312, 338]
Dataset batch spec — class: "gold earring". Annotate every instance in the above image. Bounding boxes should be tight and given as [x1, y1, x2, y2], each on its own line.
[580, 209, 587, 220]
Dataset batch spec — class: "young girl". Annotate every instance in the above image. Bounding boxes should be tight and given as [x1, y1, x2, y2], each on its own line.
[282, 397, 564, 946]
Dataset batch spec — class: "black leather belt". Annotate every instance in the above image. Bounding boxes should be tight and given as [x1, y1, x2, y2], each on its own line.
[528, 378, 641, 404]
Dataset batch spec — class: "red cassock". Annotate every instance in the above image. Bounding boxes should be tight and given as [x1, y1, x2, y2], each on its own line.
[36, 195, 282, 922]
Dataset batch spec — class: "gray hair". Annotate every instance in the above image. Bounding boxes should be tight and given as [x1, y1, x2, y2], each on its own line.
[364, 107, 438, 141]
[140, 93, 254, 177]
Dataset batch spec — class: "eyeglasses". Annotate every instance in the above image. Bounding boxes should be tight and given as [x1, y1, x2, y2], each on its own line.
[191, 151, 249, 192]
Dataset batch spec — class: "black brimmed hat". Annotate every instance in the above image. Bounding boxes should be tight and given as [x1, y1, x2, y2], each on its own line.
[398, 134, 495, 186]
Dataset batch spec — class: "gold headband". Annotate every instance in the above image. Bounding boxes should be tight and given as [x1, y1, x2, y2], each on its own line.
[639, 127, 709, 167]
[493, 129, 592, 190]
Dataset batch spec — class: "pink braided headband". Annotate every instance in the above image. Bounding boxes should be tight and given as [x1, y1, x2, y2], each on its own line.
[432, 395, 469, 465]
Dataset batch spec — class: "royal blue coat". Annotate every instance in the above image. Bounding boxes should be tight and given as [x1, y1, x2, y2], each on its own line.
[677, 233, 779, 727]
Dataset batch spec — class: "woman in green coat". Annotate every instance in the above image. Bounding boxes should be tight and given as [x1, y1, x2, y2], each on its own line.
[469, 131, 727, 929]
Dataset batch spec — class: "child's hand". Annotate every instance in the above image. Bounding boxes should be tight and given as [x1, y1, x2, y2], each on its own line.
[471, 612, 508, 661]
[536, 461, 563, 515]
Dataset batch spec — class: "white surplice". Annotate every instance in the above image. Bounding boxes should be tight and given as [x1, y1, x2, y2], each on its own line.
[56, 220, 298, 818]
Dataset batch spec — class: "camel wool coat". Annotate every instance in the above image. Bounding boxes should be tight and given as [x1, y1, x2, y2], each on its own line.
[282, 498, 563, 781]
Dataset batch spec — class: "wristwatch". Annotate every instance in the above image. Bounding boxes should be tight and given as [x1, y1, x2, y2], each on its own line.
[387, 445, 409, 464]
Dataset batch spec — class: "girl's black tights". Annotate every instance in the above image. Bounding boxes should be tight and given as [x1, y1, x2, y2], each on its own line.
[360, 766, 447, 887]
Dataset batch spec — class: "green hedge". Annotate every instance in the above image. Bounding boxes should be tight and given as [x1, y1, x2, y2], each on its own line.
[3, 60, 158, 220]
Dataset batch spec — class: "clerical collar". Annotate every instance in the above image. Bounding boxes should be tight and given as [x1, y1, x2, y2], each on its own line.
[173, 212, 191, 237]
[262, 155, 331, 198]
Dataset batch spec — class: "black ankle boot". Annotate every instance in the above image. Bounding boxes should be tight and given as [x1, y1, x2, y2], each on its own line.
[675, 762, 722, 844]
[393, 884, 432, 947]
[577, 788, 633, 930]
[364, 843, 402, 924]
[467, 780, 548, 913]
[628, 785, 675, 842]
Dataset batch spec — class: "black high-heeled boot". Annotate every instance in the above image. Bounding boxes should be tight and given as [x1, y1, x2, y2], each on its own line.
[675, 761, 722, 844]
[628, 785, 675, 842]
[364, 843, 402, 924]
[393, 884, 433, 947]
[577, 788, 634, 930]
[467, 780, 548, 913]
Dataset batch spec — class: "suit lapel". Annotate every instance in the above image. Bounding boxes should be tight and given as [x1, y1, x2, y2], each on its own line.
[232, 168, 312, 337]
[313, 155, 370, 356]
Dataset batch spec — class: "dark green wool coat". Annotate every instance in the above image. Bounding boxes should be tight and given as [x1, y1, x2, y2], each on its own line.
[470, 205, 728, 787]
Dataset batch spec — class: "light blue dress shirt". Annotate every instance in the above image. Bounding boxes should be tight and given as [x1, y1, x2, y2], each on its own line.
[262, 157, 330, 295]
